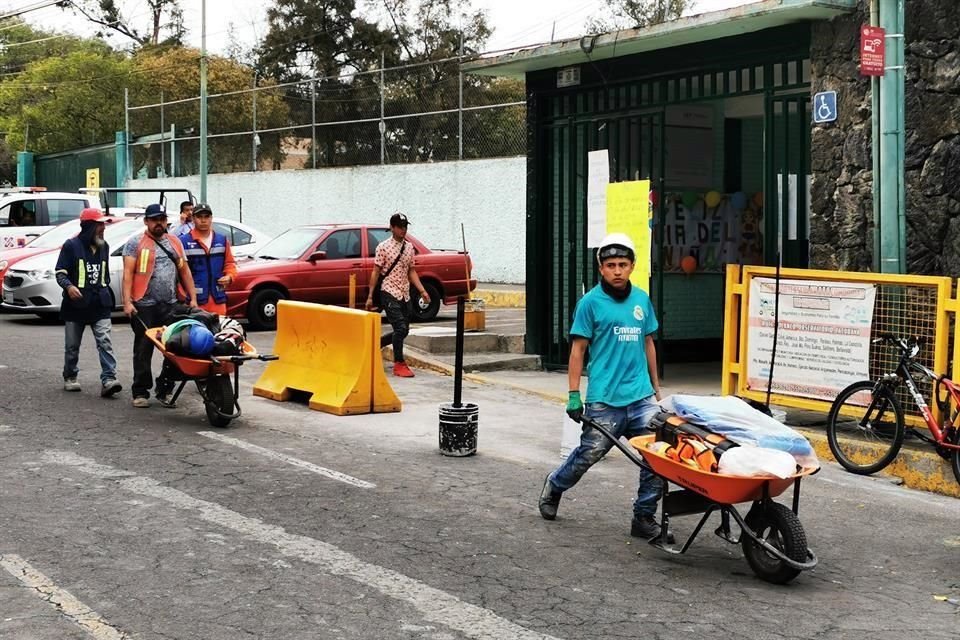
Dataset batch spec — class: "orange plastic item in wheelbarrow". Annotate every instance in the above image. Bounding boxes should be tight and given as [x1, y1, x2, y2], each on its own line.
[145, 327, 257, 378]
[628, 434, 819, 505]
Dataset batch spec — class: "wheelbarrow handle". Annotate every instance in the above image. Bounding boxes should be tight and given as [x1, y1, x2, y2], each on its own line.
[579, 416, 651, 470]
[259, 354, 279, 361]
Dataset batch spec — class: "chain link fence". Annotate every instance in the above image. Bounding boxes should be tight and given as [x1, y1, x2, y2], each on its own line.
[125, 56, 525, 179]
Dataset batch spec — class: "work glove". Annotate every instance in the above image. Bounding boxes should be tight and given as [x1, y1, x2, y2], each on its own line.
[566, 390, 584, 424]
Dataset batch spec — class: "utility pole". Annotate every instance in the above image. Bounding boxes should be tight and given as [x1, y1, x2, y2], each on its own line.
[199, 0, 208, 203]
[876, 0, 906, 273]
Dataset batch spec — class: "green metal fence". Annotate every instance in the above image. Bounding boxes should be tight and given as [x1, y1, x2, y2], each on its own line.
[35, 142, 118, 193]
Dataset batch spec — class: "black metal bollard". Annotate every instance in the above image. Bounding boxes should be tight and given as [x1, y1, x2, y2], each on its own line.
[439, 297, 478, 456]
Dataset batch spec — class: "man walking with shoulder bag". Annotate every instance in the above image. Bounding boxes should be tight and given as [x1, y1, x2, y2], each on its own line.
[365, 212, 431, 378]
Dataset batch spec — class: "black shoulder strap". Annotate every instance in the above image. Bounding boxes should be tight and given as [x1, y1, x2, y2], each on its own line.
[381, 240, 407, 279]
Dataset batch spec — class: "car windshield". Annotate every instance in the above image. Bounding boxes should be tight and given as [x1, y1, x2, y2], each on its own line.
[26, 218, 137, 249]
[255, 227, 325, 259]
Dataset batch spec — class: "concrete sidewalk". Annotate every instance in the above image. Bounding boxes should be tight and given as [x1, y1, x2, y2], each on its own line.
[401, 353, 960, 499]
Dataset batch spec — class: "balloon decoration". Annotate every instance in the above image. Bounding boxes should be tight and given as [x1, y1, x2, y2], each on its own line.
[704, 190, 722, 208]
[649, 189, 659, 208]
[731, 191, 748, 210]
[680, 255, 697, 274]
[681, 191, 699, 210]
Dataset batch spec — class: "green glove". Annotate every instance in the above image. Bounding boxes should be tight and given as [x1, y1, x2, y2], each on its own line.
[566, 390, 584, 423]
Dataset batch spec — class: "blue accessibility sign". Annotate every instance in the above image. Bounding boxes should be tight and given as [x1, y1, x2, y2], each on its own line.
[812, 91, 837, 124]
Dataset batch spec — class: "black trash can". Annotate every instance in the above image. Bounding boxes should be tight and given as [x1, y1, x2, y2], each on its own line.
[438, 402, 478, 457]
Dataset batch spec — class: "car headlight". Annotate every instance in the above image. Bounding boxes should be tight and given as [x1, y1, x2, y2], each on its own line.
[28, 269, 55, 280]
[0, 260, 7, 271]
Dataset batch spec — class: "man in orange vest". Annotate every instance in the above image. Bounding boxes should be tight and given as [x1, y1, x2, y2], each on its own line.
[121, 204, 198, 408]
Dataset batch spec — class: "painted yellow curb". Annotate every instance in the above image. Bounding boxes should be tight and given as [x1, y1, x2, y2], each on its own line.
[800, 429, 960, 499]
[472, 289, 525, 308]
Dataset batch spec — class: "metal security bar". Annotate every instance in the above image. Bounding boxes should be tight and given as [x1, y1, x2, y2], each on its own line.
[124, 55, 525, 179]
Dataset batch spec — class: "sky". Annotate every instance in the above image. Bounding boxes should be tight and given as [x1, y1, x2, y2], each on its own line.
[16, 0, 753, 58]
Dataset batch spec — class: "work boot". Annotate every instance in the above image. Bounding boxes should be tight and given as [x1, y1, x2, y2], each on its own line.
[631, 515, 675, 544]
[538, 475, 562, 520]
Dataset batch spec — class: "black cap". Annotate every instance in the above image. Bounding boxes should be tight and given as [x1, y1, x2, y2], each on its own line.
[390, 212, 410, 227]
[193, 203, 213, 216]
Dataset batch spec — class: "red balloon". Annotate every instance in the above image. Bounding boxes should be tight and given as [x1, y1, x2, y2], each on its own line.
[649, 189, 659, 207]
[680, 255, 697, 274]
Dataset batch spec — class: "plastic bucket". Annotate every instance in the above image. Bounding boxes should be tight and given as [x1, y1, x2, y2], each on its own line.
[439, 402, 479, 456]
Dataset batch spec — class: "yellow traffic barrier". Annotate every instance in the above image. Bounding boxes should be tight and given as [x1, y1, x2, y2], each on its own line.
[253, 300, 401, 415]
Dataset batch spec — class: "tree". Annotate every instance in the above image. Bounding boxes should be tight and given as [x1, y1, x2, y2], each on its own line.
[0, 18, 109, 76]
[67, 0, 185, 48]
[130, 48, 290, 174]
[586, 0, 696, 33]
[0, 50, 138, 154]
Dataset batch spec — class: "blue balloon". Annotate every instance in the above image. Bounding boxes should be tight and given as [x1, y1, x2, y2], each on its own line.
[731, 191, 748, 210]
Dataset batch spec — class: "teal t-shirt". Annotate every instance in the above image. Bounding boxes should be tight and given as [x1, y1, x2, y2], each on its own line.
[570, 284, 659, 407]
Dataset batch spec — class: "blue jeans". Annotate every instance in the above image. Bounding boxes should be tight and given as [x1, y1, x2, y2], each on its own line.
[550, 396, 662, 519]
[64, 319, 117, 385]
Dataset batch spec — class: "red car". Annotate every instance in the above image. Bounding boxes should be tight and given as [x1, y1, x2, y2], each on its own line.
[226, 224, 477, 329]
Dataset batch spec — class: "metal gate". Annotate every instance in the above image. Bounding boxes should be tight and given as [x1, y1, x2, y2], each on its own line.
[537, 108, 665, 369]
[766, 93, 811, 268]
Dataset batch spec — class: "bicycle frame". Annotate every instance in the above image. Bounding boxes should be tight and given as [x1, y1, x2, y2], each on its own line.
[890, 349, 960, 451]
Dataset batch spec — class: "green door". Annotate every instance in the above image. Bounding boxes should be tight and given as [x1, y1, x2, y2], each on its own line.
[765, 94, 811, 268]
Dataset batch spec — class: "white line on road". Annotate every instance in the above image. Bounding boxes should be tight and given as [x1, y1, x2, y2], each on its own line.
[41, 451, 562, 640]
[0, 554, 130, 640]
[198, 431, 375, 489]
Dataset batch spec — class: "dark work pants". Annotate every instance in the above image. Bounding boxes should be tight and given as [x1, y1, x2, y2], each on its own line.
[131, 302, 179, 399]
[381, 291, 411, 363]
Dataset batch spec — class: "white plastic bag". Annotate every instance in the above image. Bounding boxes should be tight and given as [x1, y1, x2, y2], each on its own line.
[717, 446, 798, 479]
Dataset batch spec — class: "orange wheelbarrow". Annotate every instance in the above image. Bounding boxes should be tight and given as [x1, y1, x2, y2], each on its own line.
[582, 415, 819, 584]
[146, 326, 278, 428]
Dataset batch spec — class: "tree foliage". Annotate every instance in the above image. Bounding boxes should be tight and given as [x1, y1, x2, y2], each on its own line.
[587, 0, 696, 33]
[68, 0, 185, 47]
[0, 50, 136, 154]
[255, 0, 522, 166]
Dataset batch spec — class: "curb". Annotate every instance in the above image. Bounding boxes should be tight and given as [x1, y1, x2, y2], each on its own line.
[396, 350, 959, 499]
[472, 289, 525, 308]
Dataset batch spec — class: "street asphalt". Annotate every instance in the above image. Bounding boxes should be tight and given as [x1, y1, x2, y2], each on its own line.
[0, 311, 959, 639]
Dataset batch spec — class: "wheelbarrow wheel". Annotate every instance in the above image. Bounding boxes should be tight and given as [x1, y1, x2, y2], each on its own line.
[204, 375, 235, 428]
[741, 502, 807, 585]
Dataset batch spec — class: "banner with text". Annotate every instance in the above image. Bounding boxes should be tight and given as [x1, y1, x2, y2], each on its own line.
[746, 278, 876, 401]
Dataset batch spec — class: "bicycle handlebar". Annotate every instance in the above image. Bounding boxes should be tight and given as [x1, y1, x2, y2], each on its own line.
[872, 333, 923, 354]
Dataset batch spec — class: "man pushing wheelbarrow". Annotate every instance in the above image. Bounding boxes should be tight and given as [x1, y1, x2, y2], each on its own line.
[538, 233, 674, 543]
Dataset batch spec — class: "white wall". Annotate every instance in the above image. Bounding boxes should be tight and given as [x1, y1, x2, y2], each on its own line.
[128, 157, 526, 284]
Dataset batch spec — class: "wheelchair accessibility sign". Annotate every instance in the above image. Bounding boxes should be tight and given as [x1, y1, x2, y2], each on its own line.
[813, 91, 837, 124]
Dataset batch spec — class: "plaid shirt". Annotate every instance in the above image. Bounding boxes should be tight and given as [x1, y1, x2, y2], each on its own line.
[374, 237, 415, 302]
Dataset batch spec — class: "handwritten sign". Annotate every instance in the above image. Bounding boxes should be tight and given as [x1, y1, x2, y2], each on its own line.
[605, 180, 651, 290]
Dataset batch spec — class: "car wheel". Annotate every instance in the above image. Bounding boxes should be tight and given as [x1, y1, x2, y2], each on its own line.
[411, 281, 441, 322]
[248, 288, 285, 331]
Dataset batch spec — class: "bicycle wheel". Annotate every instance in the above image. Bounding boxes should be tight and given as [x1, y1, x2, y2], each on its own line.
[826, 380, 905, 475]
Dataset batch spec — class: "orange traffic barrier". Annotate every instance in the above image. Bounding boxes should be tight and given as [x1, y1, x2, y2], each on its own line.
[253, 300, 401, 415]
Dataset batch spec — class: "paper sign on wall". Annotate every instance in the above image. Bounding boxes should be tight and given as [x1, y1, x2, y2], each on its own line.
[587, 150, 609, 247]
[605, 180, 651, 291]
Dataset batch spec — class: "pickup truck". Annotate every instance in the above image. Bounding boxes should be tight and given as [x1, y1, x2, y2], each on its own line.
[225, 224, 477, 329]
